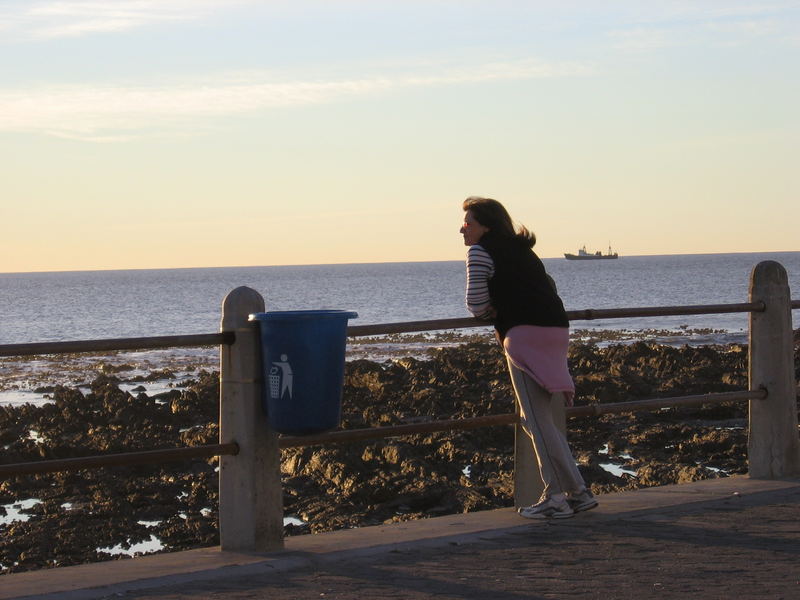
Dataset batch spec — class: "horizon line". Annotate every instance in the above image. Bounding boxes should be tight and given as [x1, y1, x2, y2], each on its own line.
[2, 250, 799, 276]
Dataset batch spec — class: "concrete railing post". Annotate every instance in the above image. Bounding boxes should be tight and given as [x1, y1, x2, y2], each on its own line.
[514, 390, 567, 508]
[748, 261, 800, 478]
[219, 286, 284, 551]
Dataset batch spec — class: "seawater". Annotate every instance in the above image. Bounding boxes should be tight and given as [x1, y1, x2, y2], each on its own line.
[1, 252, 798, 344]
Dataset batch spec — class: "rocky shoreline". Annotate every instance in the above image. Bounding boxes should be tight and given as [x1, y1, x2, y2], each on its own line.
[2, 336, 799, 574]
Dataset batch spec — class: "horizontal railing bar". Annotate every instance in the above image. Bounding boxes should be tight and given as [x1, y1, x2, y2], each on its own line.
[346, 302, 767, 337]
[279, 414, 518, 448]
[792, 300, 800, 309]
[0, 389, 764, 471]
[566, 389, 765, 418]
[280, 389, 765, 448]
[0, 301, 779, 356]
[347, 317, 483, 336]
[0, 332, 234, 358]
[565, 301, 765, 322]
[0, 443, 239, 478]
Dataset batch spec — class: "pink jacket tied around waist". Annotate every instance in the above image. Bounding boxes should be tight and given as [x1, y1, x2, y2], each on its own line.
[503, 325, 575, 406]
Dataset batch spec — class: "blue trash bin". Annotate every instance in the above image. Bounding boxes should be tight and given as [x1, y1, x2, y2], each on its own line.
[248, 310, 358, 435]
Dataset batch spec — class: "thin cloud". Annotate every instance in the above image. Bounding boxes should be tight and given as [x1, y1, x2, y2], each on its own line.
[606, 2, 797, 52]
[1, 0, 247, 40]
[0, 59, 591, 141]
[704, 18, 778, 37]
[608, 28, 674, 51]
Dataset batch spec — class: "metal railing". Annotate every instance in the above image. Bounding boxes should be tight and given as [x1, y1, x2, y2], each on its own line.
[0, 262, 798, 553]
[0, 332, 232, 358]
[0, 300, 770, 474]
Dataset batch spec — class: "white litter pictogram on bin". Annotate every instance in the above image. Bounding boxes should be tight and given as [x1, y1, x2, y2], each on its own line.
[270, 354, 293, 400]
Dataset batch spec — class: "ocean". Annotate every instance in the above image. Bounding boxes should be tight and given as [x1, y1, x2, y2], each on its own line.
[2, 252, 798, 343]
[1, 252, 798, 405]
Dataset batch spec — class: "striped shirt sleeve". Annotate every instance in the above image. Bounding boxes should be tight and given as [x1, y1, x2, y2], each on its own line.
[465, 245, 495, 319]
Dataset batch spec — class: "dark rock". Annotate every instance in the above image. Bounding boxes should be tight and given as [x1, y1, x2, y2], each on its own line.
[97, 362, 135, 374]
[1, 340, 764, 575]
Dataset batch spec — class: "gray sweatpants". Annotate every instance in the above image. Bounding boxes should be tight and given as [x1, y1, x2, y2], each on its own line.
[507, 358, 586, 497]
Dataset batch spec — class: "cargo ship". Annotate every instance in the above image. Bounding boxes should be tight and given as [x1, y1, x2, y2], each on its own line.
[564, 245, 619, 260]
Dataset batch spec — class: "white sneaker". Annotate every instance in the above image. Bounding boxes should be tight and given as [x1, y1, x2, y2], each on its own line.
[518, 495, 574, 519]
[567, 489, 598, 513]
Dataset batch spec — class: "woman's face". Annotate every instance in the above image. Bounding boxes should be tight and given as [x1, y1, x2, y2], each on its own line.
[460, 210, 489, 246]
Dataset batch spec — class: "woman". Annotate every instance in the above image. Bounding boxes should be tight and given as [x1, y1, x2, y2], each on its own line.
[460, 197, 596, 519]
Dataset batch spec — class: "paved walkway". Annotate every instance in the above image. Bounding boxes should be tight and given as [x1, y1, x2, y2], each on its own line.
[4, 476, 799, 600]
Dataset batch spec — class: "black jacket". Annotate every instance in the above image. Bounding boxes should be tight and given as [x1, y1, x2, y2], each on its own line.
[477, 232, 568, 339]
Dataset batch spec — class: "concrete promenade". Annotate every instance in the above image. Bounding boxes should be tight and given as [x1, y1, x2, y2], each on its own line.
[3, 476, 799, 600]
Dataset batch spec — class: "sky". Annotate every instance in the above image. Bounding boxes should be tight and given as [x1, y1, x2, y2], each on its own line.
[1, 0, 798, 273]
